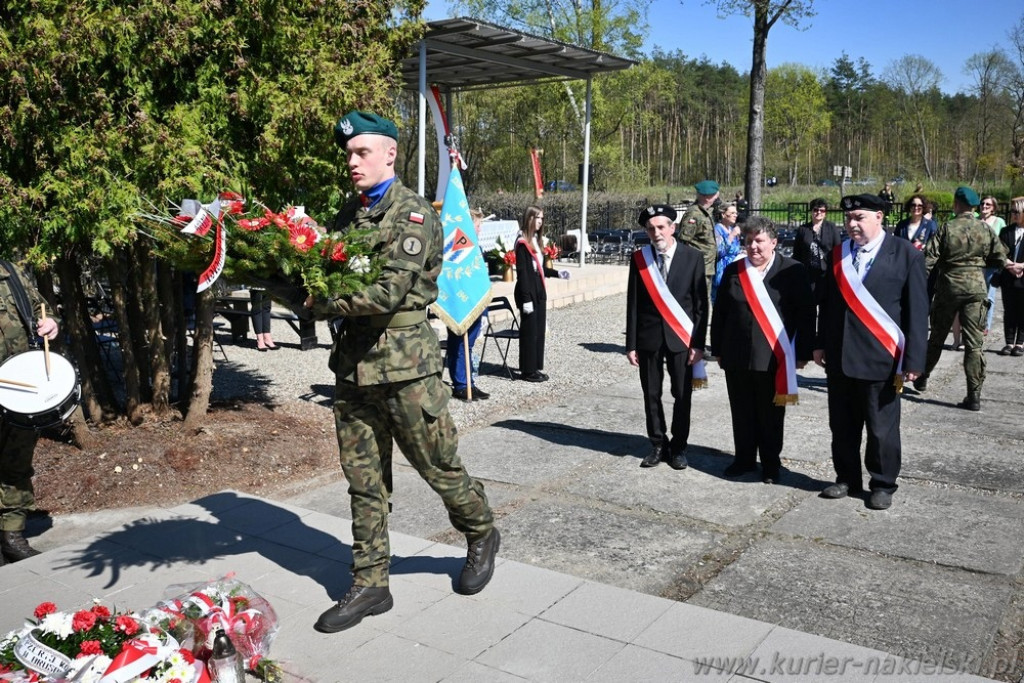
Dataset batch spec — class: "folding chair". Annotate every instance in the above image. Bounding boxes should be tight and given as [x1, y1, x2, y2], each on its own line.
[479, 296, 520, 380]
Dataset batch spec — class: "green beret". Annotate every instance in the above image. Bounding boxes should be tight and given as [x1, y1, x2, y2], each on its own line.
[954, 186, 980, 207]
[694, 180, 719, 196]
[334, 110, 399, 148]
[839, 194, 887, 212]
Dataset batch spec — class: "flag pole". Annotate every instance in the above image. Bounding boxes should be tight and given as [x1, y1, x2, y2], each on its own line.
[463, 334, 472, 400]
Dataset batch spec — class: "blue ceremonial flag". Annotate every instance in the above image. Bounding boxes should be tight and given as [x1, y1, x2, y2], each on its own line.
[432, 165, 492, 335]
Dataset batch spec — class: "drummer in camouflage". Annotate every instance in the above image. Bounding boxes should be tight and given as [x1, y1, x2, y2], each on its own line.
[297, 111, 498, 634]
[0, 260, 59, 565]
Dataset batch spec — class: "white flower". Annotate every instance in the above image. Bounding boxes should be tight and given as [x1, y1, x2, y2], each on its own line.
[39, 611, 74, 639]
[350, 255, 371, 274]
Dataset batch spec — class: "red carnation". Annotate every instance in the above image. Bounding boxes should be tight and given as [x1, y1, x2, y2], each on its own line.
[72, 610, 98, 632]
[91, 604, 111, 619]
[218, 191, 243, 201]
[236, 217, 268, 231]
[327, 242, 348, 262]
[223, 200, 245, 215]
[288, 225, 318, 253]
[115, 615, 139, 635]
[34, 602, 57, 619]
[178, 648, 196, 664]
[78, 640, 103, 657]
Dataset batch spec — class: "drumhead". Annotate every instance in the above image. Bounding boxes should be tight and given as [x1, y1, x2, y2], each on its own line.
[0, 350, 78, 415]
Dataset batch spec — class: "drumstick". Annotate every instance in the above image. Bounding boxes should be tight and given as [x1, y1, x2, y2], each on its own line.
[40, 303, 51, 381]
[0, 378, 38, 391]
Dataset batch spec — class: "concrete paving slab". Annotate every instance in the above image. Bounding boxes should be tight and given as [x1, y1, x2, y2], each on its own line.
[586, 644, 728, 681]
[633, 602, 774, 662]
[441, 660, 530, 682]
[495, 496, 722, 594]
[746, 625, 900, 682]
[538, 580, 673, 643]
[474, 617, 624, 681]
[772, 482, 1024, 574]
[389, 592, 532, 659]
[691, 538, 1011, 676]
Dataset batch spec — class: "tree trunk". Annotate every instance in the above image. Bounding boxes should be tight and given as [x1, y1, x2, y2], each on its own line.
[54, 253, 115, 423]
[182, 288, 216, 431]
[105, 252, 144, 424]
[139, 244, 172, 417]
[745, 7, 769, 209]
[125, 242, 153, 405]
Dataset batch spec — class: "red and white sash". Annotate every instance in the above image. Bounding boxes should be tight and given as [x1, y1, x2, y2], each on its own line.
[832, 241, 906, 390]
[634, 246, 708, 387]
[517, 237, 546, 291]
[737, 258, 799, 405]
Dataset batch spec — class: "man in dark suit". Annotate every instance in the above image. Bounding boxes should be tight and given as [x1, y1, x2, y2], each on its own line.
[813, 194, 928, 510]
[626, 204, 709, 470]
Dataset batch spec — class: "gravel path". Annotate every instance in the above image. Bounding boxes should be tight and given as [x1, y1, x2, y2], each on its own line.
[210, 293, 637, 434]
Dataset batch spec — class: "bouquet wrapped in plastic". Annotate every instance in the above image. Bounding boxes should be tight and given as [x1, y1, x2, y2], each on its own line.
[141, 576, 282, 682]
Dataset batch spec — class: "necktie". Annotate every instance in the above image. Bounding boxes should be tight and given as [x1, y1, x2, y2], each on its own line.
[659, 253, 668, 278]
[852, 246, 863, 273]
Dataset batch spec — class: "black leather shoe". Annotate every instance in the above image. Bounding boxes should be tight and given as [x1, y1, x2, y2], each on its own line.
[867, 490, 893, 510]
[1, 530, 40, 562]
[640, 446, 663, 468]
[520, 372, 547, 383]
[314, 585, 393, 633]
[453, 387, 491, 401]
[913, 376, 927, 392]
[958, 393, 981, 411]
[820, 483, 858, 499]
[762, 468, 780, 484]
[723, 462, 756, 477]
[668, 450, 689, 470]
[470, 387, 490, 400]
[457, 528, 500, 595]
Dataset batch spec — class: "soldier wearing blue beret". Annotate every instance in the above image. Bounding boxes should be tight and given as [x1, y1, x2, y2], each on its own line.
[305, 111, 499, 633]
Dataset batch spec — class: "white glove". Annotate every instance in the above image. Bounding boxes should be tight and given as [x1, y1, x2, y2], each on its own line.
[523, 302, 535, 315]
[559, 270, 571, 280]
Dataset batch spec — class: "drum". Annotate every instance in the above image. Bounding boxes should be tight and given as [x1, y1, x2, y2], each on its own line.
[0, 350, 81, 430]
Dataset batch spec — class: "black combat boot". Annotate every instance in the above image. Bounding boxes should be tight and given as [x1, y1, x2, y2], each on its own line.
[958, 392, 981, 411]
[314, 585, 393, 633]
[457, 528, 500, 595]
[1, 530, 41, 562]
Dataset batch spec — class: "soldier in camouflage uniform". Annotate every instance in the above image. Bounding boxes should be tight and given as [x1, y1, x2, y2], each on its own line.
[915, 186, 1010, 410]
[302, 111, 498, 634]
[0, 261, 60, 565]
[677, 180, 720, 283]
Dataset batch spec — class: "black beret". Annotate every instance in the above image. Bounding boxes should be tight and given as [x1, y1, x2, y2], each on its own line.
[638, 204, 677, 226]
[334, 110, 399, 148]
[839, 194, 887, 212]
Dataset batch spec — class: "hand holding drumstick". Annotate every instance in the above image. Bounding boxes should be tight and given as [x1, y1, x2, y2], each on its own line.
[37, 304, 59, 381]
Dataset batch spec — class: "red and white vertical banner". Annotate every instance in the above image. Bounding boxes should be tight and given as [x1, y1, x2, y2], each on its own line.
[530, 148, 544, 200]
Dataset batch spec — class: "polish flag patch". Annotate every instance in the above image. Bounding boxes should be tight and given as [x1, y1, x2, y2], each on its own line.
[409, 212, 425, 224]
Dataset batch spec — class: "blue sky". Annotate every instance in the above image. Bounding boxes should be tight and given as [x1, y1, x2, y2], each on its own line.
[427, 0, 1023, 95]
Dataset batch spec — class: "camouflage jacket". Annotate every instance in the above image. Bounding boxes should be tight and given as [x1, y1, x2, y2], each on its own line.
[924, 211, 1008, 298]
[677, 203, 717, 277]
[0, 261, 51, 363]
[311, 177, 444, 385]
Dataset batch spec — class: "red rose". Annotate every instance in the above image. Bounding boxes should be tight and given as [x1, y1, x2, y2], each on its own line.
[34, 602, 57, 619]
[72, 610, 98, 632]
[91, 604, 111, 619]
[115, 615, 139, 635]
[78, 640, 103, 657]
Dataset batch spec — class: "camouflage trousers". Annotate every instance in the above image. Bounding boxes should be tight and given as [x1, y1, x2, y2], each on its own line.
[0, 420, 38, 532]
[924, 294, 989, 394]
[333, 373, 493, 588]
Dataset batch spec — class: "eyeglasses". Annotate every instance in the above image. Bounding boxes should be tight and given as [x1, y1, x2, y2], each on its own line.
[909, 203, 923, 208]
[812, 208, 827, 213]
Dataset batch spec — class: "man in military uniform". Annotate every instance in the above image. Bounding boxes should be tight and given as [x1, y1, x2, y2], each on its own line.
[301, 111, 498, 633]
[0, 261, 59, 565]
[915, 186, 1010, 410]
[677, 180, 720, 283]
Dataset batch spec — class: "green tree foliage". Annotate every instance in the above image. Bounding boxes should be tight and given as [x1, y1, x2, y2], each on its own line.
[0, 0, 425, 427]
[763, 64, 829, 185]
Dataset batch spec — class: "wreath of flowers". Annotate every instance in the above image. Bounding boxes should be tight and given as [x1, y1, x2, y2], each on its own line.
[138, 192, 382, 299]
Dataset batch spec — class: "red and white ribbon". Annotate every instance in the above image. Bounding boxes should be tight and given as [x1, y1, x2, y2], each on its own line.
[633, 247, 707, 387]
[737, 258, 798, 405]
[100, 632, 178, 683]
[832, 241, 906, 389]
[517, 237, 547, 291]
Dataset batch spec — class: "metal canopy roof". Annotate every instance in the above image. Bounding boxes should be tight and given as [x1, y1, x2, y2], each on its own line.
[400, 17, 635, 92]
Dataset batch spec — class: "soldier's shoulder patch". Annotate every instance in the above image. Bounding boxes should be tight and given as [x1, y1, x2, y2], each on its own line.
[402, 236, 423, 256]
[409, 211, 425, 224]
